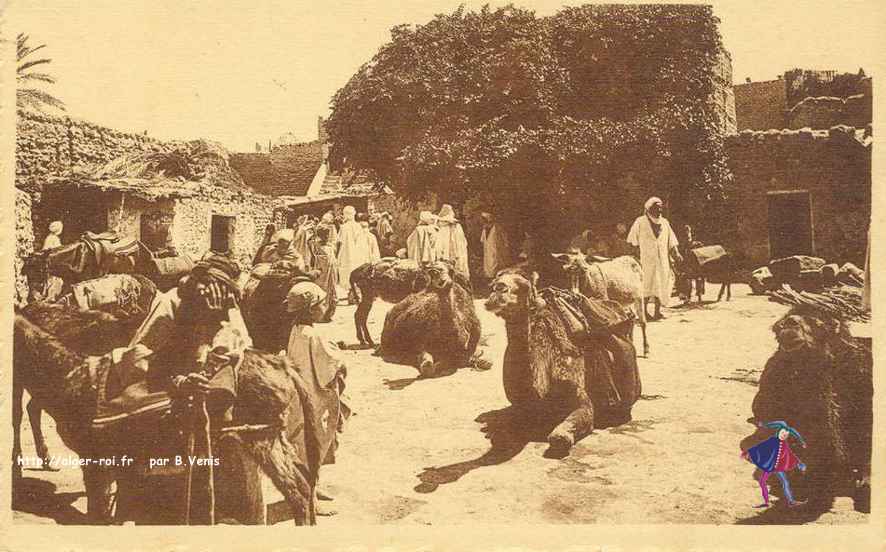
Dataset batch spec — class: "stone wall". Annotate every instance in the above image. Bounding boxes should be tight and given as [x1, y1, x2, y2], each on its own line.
[15, 189, 35, 306]
[786, 93, 872, 130]
[733, 79, 787, 131]
[725, 126, 870, 267]
[16, 111, 168, 193]
[172, 190, 279, 271]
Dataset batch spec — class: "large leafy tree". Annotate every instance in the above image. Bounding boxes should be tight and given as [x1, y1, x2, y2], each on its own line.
[327, 4, 733, 248]
[17, 33, 65, 113]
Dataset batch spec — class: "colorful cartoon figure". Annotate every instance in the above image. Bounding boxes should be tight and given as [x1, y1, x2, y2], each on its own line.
[741, 420, 808, 508]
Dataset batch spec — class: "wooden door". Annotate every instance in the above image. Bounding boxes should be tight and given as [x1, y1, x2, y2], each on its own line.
[767, 190, 813, 259]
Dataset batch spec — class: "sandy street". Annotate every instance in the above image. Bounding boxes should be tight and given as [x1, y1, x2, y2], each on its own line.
[13, 284, 867, 525]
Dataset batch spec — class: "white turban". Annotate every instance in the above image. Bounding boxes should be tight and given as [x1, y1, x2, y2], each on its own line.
[644, 197, 663, 212]
[49, 221, 63, 235]
[437, 204, 457, 223]
[343, 206, 356, 221]
[419, 211, 434, 225]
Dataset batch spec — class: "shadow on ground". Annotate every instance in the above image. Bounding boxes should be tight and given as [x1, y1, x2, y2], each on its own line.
[12, 476, 88, 524]
[414, 405, 559, 493]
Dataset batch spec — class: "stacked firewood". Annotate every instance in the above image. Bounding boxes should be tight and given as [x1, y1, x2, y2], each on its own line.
[748, 255, 868, 322]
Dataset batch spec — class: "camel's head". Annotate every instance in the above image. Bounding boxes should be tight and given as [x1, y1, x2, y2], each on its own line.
[551, 249, 606, 293]
[772, 307, 842, 354]
[422, 261, 454, 291]
[485, 269, 541, 319]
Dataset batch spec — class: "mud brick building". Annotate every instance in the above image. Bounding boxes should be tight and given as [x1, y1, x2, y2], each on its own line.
[725, 126, 871, 267]
[734, 69, 872, 131]
[15, 112, 283, 278]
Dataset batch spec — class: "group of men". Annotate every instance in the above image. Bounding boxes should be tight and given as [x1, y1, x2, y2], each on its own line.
[253, 206, 394, 308]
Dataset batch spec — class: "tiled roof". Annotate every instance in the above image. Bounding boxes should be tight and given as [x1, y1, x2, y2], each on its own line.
[230, 141, 323, 197]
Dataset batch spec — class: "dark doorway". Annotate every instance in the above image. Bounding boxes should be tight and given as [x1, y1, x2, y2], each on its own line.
[767, 190, 813, 259]
[211, 215, 236, 254]
[140, 210, 174, 252]
[39, 188, 108, 245]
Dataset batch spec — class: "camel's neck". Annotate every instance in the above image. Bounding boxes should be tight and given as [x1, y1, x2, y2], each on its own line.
[577, 264, 604, 297]
[503, 314, 531, 359]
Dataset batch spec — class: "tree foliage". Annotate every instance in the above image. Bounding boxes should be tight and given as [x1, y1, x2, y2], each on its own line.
[327, 4, 733, 244]
[17, 33, 65, 113]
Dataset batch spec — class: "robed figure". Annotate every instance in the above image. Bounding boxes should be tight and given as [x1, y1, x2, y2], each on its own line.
[434, 204, 470, 278]
[407, 211, 438, 263]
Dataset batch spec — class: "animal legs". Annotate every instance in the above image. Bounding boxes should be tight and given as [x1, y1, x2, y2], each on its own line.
[27, 398, 52, 468]
[547, 386, 594, 453]
[82, 464, 115, 524]
[246, 436, 316, 526]
[717, 282, 727, 302]
[416, 352, 436, 378]
[634, 298, 649, 357]
[354, 299, 373, 345]
[12, 379, 23, 479]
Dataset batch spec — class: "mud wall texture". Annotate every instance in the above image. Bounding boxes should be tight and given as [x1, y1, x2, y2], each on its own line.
[725, 125, 871, 267]
[15, 189, 35, 306]
[15, 112, 168, 192]
[786, 94, 872, 130]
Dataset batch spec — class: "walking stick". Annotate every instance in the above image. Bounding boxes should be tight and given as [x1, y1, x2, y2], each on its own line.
[183, 394, 216, 525]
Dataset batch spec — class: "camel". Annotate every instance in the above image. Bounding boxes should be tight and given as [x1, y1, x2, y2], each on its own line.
[743, 306, 872, 514]
[484, 268, 641, 453]
[13, 267, 341, 525]
[22, 233, 191, 302]
[349, 258, 470, 346]
[13, 274, 158, 469]
[552, 251, 648, 357]
[376, 261, 481, 378]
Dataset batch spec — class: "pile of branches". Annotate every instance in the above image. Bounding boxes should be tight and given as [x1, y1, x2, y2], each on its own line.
[770, 284, 870, 322]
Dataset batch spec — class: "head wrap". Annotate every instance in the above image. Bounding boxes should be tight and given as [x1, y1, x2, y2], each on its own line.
[644, 197, 663, 212]
[285, 281, 327, 313]
[419, 211, 434, 225]
[480, 212, 494, 223]
[437, 204, 458, 223]
[191, 253, 242, 299]
[49, 221, 63, 235]
[764, 420, 806, 446]
[645, 197, 663, 223]
[343, 206, 356, 221]
[321, 212, 334, 224]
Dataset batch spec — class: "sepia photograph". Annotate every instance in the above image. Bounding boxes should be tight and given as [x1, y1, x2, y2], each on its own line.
[2, 0, 881, 545]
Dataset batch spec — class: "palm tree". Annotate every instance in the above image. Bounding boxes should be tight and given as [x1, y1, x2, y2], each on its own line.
[16, 33, 65, 113]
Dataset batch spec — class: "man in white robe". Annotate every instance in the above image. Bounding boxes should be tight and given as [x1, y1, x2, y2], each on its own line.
[336, 206, 364, 294]
[480, 212, 511, 280]
[407, 211, 438, 263]
[360, 221, 381, 264]
[434, 204, 470, 278]
[627, 197, 682, 320]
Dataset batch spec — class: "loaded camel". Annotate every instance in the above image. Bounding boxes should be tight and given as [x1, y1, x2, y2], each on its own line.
[349, 257, 471, 346]
[376, 261, 482, 378]
[484, 268, 640, 454]
[14, 258, 341, 525]
[552, 251, 649, 357]
[13, 274, 158, 470]
[743, 306, 872, 514]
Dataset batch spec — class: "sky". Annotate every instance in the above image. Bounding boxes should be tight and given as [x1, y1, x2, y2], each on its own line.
[10, 0, 885, 152]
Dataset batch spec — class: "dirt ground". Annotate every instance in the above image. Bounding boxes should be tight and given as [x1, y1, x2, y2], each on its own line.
[12, 284, 868, 525]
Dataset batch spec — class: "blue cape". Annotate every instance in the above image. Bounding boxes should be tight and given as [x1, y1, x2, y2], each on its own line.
[746, 436, 780, 472]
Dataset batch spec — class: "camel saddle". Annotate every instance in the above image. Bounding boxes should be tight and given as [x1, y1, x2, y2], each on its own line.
[539, 287, 633, 343]
[91, 346, 237, 433]
[70, 274, 145, 312]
